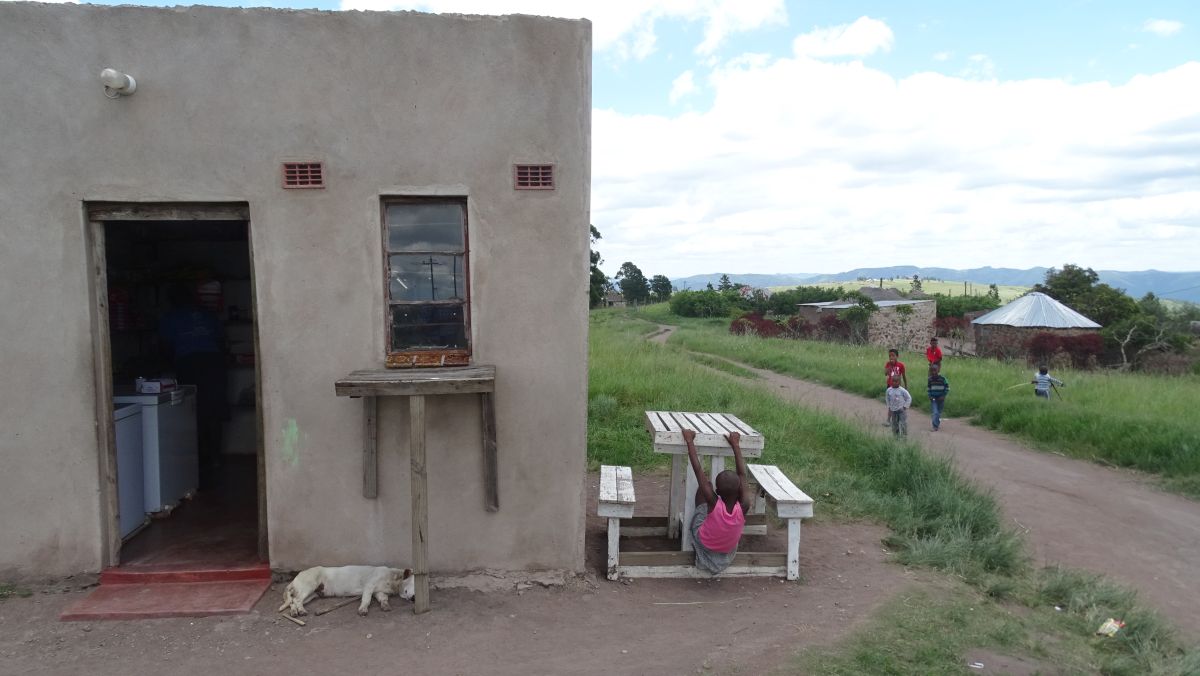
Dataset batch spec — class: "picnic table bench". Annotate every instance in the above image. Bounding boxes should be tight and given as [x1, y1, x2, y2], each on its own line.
[597, 411, 814, 580]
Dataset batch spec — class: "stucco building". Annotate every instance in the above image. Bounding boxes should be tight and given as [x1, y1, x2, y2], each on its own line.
[0, 2, 591, 583]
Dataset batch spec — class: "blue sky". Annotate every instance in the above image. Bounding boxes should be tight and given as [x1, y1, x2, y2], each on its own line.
[21, 0, 1200, 277]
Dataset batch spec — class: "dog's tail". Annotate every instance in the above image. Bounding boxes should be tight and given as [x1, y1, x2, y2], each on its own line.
[277, 584, 294, 613]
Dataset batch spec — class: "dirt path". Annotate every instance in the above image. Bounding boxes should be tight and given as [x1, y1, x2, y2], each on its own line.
[0, 470, 911, 675]
[654, 326, 1200, 640]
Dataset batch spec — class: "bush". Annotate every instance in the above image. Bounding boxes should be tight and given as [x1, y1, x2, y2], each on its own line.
[765, 285, 846, 314]
[669, 289, 733, 318]
[818, 314, 852, 342]
[1026, 332, 1063, 363]
[784, 315, 814, 339]
[932, 293, 1001, 318]
[1060, 333, 1104, 368]
[729, 312, 783, 338]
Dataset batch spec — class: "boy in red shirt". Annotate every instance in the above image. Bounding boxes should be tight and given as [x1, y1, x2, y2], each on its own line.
[883, 349, 907, 424]
[926, 337, 943, 368]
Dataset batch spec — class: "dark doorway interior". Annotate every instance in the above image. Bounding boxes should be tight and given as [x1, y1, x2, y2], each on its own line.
[104, 220, 261, 570]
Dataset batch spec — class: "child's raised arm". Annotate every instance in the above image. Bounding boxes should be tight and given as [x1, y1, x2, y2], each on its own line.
[727, 432, 752, 513]
[683, 429, 716, 508]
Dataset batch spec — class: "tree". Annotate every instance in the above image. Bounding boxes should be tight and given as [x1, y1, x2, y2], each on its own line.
[649, 275, 673, 303]
[1033, 264, 1137, 327]
[1033, 264, 1098, 306]
[588, 225, 609, 308]
[615, 261, 651, 304]
[838, 291, 878, 344]
[669, 289, 733, 317]
[987, 284, 1001, 303]
[1104, 293, 1196, 369]
[717, 274, 734, 292]
[910, 274, 923, 294]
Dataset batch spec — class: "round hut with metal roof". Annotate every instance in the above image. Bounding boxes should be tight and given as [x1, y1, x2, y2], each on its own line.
[971, 292, 1101, 358]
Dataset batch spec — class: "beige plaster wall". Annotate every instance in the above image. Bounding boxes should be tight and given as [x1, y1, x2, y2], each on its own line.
[0, 3, 590, 578]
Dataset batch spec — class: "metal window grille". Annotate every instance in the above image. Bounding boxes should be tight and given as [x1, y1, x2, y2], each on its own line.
[282, 162, 325, 189]
[513, 164, 555, 190]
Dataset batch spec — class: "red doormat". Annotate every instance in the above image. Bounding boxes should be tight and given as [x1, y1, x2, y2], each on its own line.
[61, 564, 272, 621]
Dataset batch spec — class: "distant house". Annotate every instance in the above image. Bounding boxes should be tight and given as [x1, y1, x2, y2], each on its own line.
[604, 292, 626, 308]
[971, 292, 1101, 358]
[797, 298, 936, 351]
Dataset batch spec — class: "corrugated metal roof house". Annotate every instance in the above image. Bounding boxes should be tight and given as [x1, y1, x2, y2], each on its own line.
[971, 292, 1100, 357]
[972, 292, 1100, 329]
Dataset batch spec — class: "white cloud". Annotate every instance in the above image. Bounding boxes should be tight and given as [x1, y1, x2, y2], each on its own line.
[339, 0, 786, 59]
[961, 53, 996, 80]
[792, 16, 893, 59]
[593, 52, 1200, 276]
[932, 51, 951, 62]
[669, 70, 698, 104]
[1143, 18, 1183, 37]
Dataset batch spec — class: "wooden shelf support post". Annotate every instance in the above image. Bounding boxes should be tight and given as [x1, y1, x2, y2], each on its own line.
[363, 396, 378, 499]
[481, 392, 499, 512]
[409, 394, 430, 614]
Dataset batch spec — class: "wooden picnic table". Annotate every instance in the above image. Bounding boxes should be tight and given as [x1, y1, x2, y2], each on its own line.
[643, 411, 764, 552]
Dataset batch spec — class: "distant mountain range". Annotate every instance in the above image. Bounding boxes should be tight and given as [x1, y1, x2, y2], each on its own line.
[671, 267, 1200, 303]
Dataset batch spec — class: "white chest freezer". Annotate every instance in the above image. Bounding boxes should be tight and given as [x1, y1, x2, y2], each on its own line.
[113, 403, 145, 538]
[113, 386, 198, 513]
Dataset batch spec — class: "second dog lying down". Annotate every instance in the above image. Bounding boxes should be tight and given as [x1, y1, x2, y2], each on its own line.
[279, 565, 414, 617]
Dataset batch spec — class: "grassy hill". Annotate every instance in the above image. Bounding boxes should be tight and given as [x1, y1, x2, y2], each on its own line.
[769, 278, 1029, 302]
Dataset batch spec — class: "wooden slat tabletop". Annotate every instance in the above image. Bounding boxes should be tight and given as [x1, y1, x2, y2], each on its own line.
[644, 411, 764, 456]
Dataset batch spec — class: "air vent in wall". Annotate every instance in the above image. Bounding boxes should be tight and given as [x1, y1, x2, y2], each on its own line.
[282, 161, 325, 189]
[513, 164, 555, 190]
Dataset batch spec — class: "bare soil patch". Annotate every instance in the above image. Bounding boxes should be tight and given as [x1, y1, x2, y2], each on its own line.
[0, 472, 908, 676]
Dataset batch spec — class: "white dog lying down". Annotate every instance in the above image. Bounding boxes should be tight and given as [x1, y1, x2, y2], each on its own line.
[279, 566, 414, 617]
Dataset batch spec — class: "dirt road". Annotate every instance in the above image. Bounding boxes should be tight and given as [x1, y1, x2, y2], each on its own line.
[654, 326, 1200, 640]
[0, 475, 909, 676]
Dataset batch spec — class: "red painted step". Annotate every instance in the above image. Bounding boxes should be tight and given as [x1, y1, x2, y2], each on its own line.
[61, 562, 273, 621]
[61, 579, 271, 621]
[99, 562, 271, 585]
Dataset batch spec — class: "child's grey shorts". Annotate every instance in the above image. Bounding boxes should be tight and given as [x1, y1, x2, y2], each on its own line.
[690, 504, 738, 574]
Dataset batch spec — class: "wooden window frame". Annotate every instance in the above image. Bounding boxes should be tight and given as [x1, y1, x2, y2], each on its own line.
[381, 197, 471, 368]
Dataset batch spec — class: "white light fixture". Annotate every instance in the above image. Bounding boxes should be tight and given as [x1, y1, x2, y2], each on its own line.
[100, 68, 136, 98]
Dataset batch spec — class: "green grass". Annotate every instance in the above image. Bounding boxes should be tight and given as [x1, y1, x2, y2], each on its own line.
[590, 308, 1024, 580]
[634, 305, 1200, 497]
[795, 570, 1198, 676]
[589, 307, 1196, 674]
[0, 583, 30, 600]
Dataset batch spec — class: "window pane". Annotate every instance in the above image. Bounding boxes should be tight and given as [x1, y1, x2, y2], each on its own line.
[386, 203, 464, 252]
[388, 254, 466, 301]
[391, 305, 467, 349]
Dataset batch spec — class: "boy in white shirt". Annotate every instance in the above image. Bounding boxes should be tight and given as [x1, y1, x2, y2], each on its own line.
[886, 384, 913, 437]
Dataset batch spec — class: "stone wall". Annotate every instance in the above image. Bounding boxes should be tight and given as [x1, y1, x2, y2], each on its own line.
[868, 302, 936, 352]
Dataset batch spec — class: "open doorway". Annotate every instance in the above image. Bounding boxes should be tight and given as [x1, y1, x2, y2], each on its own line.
[92, 206, 265, 572]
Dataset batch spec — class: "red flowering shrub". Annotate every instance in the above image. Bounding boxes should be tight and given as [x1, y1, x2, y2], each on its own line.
[817, 314, 852, 342]
[1060, 333, 1103, 368]
[784, 315, 814, 339]
[1026, 332, 1063, 362]
[729, 313, 784, 338]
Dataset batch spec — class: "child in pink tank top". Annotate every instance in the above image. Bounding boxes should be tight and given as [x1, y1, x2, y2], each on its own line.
[683, 428, 750, 574]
